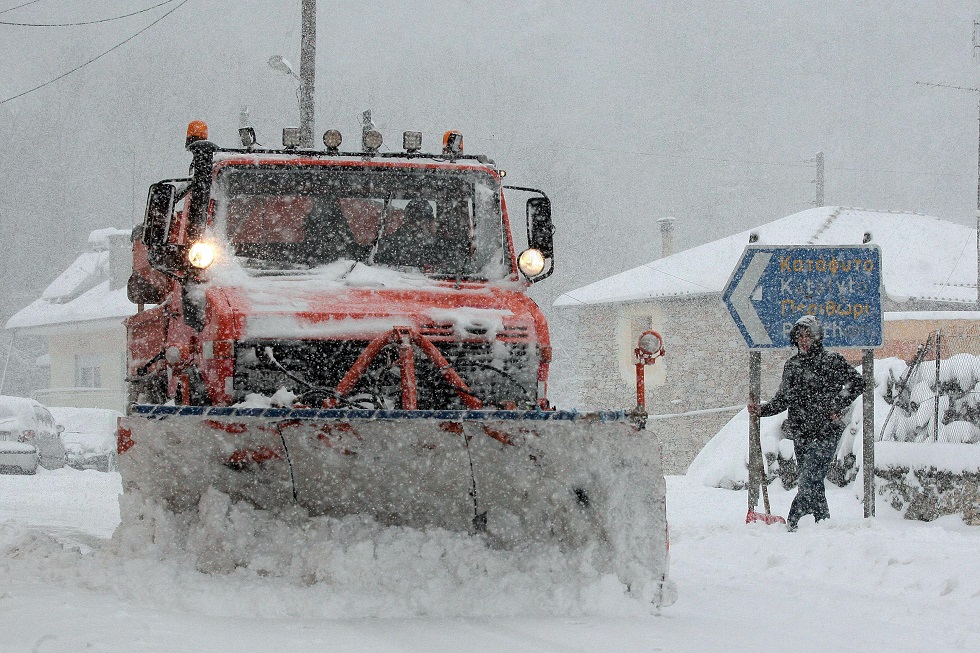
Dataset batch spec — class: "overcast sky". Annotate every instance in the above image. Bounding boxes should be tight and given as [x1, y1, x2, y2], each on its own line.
[3, 1, 980, 321]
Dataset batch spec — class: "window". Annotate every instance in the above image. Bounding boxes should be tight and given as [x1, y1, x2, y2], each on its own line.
[75, 354, 102, 388]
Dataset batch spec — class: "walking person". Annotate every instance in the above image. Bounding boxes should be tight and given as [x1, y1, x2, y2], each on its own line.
[748, 315, 865, 531]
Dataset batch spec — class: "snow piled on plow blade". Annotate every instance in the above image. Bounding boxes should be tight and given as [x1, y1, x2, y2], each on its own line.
[118, 408, 672, 606]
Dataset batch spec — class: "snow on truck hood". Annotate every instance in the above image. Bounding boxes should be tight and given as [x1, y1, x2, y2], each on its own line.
[205, 260, 533, 340]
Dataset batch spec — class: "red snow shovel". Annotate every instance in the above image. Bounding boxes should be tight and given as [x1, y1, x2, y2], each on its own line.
[745, 411, 786, 526]
[746, 481, 786, 525]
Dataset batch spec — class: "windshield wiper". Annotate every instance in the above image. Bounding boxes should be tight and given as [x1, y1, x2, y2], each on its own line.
[366, 192, 393, 266]
[429, 273, 479, 280]
[240, 257, 310, 274]
[341, 192, 392, 279]
[438, 242, 478, 286]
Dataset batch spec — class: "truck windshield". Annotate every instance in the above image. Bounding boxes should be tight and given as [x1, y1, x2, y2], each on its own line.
[212, 165, 507, 279]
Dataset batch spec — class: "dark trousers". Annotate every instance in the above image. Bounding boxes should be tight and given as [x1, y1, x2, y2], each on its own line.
[788, 438, 838, 526]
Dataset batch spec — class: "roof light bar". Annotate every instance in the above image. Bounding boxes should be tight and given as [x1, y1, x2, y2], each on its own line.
[239, 127, 256, 149]
[282, 127, 302, 149]
[186, 120, 209, 148]
[442, 130, 463, 155]
[362, 129, 383, 153]
[403, 131, 422, 153]
[323, 129, 342, 151]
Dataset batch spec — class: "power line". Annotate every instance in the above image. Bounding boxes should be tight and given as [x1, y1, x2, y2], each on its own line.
[0, 0, 190, 105]
[917, 81, 980, 94]
[0, 0, 43, 16]
[0, 0, 176, 26]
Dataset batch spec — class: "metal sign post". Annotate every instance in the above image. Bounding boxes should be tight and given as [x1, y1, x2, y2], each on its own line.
[863, 349, 875, 517]
[723, 244, 883, 519]
[748, 351, 761, 512]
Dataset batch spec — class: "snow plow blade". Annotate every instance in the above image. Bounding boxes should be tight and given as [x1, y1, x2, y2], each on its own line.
[118, 405, 668, 597]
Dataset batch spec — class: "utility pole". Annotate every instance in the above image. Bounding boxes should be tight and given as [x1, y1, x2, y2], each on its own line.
[972, 19, 980, 59]
[805, 152, 825, 206]
[814, 151, 825, 206]
[917, 81, 980, 308]
[298, 0, 316, 148]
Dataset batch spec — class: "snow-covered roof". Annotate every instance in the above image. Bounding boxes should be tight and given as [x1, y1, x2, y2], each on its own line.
[5, 228, 135, 332]
[40, 251, 108, 304]
[88, 227, 131, 250]
[554, 207, 978, 307]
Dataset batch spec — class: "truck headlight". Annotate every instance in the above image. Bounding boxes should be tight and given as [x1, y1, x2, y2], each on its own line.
[188, 242, 215, 269]
[518, 248, 546, 276]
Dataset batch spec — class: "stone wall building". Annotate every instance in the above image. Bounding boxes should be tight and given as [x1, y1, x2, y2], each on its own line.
[556, 207, 980, 474]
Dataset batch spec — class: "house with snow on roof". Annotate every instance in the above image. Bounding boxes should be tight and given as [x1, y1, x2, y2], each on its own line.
[5, 228, 135, 412]
[555, 206, 980, 473]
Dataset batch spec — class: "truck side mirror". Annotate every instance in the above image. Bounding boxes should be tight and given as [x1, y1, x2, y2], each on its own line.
[143, 183, 177, 247]
[527, 196, 554, 258]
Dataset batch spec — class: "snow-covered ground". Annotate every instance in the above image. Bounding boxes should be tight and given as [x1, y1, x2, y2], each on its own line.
[1, 468, 978, 652]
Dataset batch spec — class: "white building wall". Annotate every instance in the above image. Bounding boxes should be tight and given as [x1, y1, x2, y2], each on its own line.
[37, 325, 127, 412]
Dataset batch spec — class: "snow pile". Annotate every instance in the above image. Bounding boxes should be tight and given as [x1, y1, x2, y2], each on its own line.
[663, 476, 980, 651]
[688, 356, 980, 489]
[875, 441, 980, 474]
[234, 387, 298, 408]
[4, 471, 980, 650]
[0, 484, 652, 620]
[113, 410, 670, 612]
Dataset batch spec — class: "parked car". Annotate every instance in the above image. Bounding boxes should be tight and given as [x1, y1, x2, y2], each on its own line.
[49, 406, 121, 473]
[0, 438, 38, 474]
[0, 395, 66, 473]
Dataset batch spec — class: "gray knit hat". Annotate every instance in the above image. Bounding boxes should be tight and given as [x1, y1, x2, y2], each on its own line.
[789, 315, 823, 345]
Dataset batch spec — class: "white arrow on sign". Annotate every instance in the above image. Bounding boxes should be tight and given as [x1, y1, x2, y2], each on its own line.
[730, 251, 772, 346]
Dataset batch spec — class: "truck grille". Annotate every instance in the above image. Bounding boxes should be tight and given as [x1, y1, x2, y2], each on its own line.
[234, 333, 538, 409]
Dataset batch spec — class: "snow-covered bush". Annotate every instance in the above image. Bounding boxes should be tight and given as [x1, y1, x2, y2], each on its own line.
[882, 352, 980, 444]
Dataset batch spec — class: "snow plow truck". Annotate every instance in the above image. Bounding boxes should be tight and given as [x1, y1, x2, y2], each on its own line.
[119, 120, 674, 605]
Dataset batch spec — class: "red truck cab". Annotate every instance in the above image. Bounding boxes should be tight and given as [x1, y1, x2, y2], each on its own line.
[125, 123, 556, 412]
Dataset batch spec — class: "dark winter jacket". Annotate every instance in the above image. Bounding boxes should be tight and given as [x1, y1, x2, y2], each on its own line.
[759, 342, 865, 443]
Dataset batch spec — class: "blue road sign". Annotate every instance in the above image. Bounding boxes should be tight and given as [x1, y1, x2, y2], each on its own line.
[722, 245, 883, 349]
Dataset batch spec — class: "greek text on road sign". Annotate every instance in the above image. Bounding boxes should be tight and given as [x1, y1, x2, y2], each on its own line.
[722, 245, 883, 349]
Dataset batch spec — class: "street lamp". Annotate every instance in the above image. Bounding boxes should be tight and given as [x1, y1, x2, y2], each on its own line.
[268, 54, 304, 146]
[267, 55, 300, 81]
